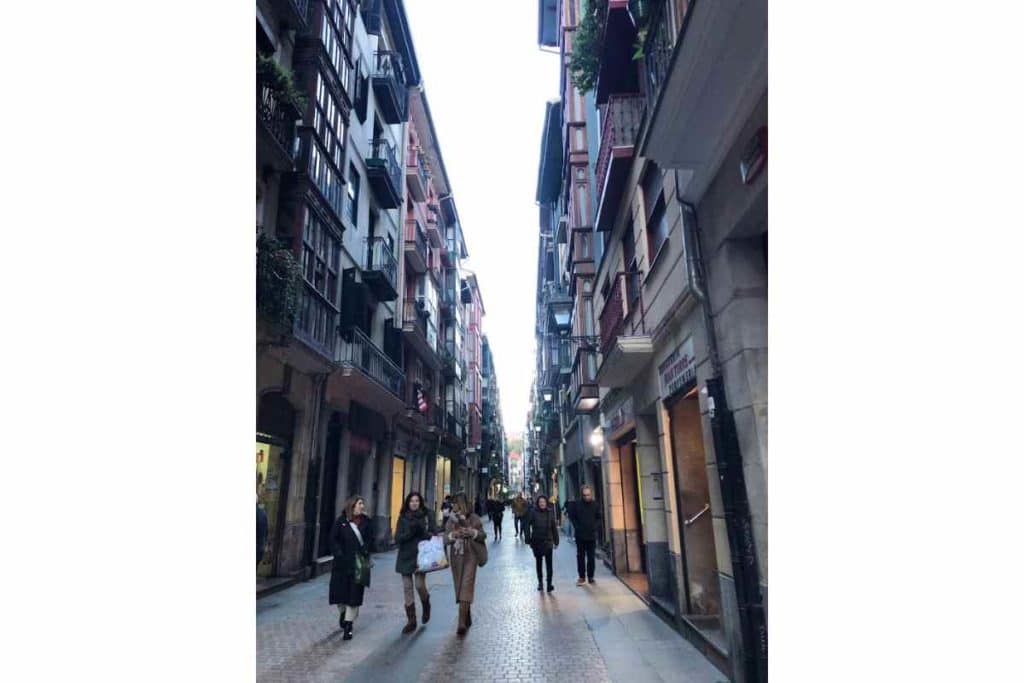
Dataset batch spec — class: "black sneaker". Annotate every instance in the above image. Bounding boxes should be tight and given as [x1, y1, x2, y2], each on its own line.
[588, 578, 595, 585]
[546, 584, 554, 593]
[537, 583, 543, 591]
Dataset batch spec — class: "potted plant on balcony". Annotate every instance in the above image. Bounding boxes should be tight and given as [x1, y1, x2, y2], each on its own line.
[568, 0, 607, 94]
[257, 233, 302, 334]
[257, 54, 308, 115]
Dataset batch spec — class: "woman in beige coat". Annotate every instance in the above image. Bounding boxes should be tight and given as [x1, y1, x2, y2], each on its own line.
[444, 492, 487, 635]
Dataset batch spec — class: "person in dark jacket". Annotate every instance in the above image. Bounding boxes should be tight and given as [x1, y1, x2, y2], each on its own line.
[568, 485, 601, 585]
[329, 495, 373, 640]
[525, 495, 559, 592]
[487, 497, 504, 541]
[256, 500, 268, 567]
[394, 491, 435, 634]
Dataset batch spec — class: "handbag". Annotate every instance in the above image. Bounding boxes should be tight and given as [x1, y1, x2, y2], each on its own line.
[416, 534, 449, 573]
[472, 535, 488, 568]
[354, 551, 372, 587]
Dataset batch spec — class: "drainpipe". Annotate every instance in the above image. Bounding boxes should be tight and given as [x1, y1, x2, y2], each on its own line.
[676, 172, 767, 683]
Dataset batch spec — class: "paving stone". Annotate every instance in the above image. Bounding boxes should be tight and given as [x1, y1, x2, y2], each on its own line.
[257, 518, 723, 682]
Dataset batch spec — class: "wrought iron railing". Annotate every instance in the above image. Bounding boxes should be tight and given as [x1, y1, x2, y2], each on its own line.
[368, 137, 402, 194]
[403, 299, 437, 346]
[598, 270, 647, 356]
[365, 236, 398, 290]
[257, 73, 301, 156]
[336, 327, 404, 398]
[594, 94, 646, 201]
[642, 0, 681, 112]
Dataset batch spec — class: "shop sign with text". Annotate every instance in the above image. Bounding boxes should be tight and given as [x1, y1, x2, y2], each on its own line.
[659, 336, 696, 399]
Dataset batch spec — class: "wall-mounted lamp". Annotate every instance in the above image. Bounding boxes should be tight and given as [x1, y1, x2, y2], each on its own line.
[589, 426, 604, 449]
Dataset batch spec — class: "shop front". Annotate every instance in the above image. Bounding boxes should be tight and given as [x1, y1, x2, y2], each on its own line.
[602, 394, 649, 597]
[660, 336, 728, 654]
[433, 454, 452, 525]
[256, 391, 296, 579]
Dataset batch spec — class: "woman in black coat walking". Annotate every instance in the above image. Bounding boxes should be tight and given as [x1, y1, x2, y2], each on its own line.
[393, 491, 436, 634]
[329, 495, 373, 640]
[525, 495, 559, 592]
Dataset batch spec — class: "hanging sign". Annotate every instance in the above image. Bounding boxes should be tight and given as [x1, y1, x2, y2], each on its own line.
[659, 336, 696, 399]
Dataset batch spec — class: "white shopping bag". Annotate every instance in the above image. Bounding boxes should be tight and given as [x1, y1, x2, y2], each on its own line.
[416, 534, 449, 573]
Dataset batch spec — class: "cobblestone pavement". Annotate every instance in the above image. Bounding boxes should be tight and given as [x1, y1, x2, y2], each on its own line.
[257, 519, 726, 682]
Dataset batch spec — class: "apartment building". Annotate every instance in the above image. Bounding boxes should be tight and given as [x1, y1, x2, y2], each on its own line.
[536, 1, 766, 680]
[257, 0, 503, 589]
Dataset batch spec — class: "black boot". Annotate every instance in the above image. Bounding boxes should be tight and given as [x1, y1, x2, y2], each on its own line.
[342, 620, 353, 640]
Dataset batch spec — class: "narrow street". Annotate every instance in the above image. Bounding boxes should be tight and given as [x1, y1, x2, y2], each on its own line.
[257, 522, 724, 682]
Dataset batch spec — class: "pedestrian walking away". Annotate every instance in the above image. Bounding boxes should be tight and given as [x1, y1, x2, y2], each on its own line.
[328, 495, 374, 641]
[568, 485, 601, 585]
[444, 492, 487, 636]
[525, 494, 559, 592]
[511, 492, 528, 539]
[488, 497, 504, 541]
[394, 491, 436, 634]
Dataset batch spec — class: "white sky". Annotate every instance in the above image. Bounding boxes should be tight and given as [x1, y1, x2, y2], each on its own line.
[404, 0, 560, 440]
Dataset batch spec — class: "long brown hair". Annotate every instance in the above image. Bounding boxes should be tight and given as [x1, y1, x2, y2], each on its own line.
[343, 495, 365, 520]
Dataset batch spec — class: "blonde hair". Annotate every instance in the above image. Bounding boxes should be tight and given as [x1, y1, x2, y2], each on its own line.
[451, 492, 471, 516]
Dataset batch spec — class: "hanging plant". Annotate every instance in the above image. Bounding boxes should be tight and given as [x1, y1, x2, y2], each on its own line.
[257, 233, 303, 330]
[568, 0, 607, 94]
[257, 54, 308, 112]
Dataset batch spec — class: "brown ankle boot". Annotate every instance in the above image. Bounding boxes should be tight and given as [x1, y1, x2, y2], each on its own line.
[402, 604, 417, 634]
[420, 594, 431, 624]
[456, 602, 469, 635]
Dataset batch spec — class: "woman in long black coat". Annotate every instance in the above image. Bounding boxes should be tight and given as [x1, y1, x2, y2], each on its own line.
[525, 495, 559, 592]
[329, 495, 373, 640]
[393, 491, 436, 634]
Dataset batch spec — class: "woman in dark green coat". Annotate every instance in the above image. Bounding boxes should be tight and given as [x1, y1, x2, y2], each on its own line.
[394, 491, 436, 634]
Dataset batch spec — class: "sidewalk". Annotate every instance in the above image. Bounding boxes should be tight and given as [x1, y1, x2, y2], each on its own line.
[257, 517, 726, 682]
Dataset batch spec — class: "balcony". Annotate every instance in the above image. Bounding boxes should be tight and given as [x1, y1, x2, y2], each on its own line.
[406, 148, 430, 202]
[596, 271, 653, 387]
[372, 51, 408, 124]
[439, 279, 456, 319]
[329, 327, 406, 415]
[440, 339, 464, 380]
[360, 0, 382, 35]
[366, 137, 403, 209]
[271, 0, 309, 31]
[257, 71, 301, 172]
[404, 218, 428, 273]
[571, 229, 596, 278]
[595, 1, 641, 106]
[639, 0, 767, 201]
[594, 94, 645, 232]
[402, 300, 441, 368]
[362, 236, 398, 301]
[424, 203, 444, 248]
[571, 342, 601, 413]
